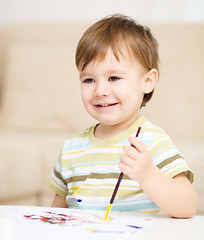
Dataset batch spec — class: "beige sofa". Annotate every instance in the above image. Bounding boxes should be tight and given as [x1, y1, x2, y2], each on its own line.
[0, 23, 203, 214]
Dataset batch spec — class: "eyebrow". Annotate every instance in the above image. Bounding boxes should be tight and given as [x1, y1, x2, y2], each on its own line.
[106, 69, 127, 75]
[80, 69, 127, 79]
[79, 72, 89, 79]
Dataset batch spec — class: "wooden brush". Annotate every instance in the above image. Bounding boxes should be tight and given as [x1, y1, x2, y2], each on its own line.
[103, 126, 141, 220]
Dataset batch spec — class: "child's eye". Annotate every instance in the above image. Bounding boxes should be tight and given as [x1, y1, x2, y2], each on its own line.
[83, 78, 95, 83]
[109, 76, 120, 81]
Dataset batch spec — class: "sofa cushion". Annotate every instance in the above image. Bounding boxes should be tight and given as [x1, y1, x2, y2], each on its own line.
[0, 134, 41, 200]
[0, 44, 96, 133]
[0, 132, 68, 204]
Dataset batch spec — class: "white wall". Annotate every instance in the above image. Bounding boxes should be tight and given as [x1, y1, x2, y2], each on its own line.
[0, 0, 204, 25]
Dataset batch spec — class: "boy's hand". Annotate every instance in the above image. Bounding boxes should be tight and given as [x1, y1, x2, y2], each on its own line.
[118, 136, 155, 183]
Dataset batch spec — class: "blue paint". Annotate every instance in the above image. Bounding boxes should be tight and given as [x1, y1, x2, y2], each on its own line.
[69, 198, 82, 203]
[126, 225, 142, 229]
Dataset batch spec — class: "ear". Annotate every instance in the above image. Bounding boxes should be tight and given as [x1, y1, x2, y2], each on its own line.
[143, 69, 158, 94]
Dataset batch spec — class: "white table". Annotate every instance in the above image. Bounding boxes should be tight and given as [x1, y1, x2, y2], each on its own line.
[0, 205, 203, 240]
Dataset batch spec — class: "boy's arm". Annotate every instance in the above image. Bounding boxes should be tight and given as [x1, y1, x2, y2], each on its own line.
[51, 194, 68, 208]
[119, 136, 198, 218]
[139, 168, 197, 218]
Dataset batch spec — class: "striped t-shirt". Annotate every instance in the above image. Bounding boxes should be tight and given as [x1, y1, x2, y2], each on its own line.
[48, 116, 193, 212]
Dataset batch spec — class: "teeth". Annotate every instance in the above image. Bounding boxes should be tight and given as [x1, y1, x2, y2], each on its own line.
[96, 103, 117, 107]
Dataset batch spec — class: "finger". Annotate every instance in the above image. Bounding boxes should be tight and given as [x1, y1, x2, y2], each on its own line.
[122, 145, 140, 159]
[128, 137, 147, 153]
[120, 154, 136, 167]
[118, 160, 133, 176]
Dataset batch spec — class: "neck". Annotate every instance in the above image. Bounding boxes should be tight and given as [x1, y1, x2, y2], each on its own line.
[94, 116, 140, 140]
[94, 124, 122, 140]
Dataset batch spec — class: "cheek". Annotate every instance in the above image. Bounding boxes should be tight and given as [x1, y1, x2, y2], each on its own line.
[81, 88, 94, 115]
[120, 87, 144, 107]
[81, 85, 89, 98]
[81, 88, 89, 106]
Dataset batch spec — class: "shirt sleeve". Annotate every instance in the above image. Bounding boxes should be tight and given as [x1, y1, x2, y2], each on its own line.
[149, 130, 194, 183]
[47, 153, 68, 198]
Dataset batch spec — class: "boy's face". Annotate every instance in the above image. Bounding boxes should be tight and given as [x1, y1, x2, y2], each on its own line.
[79, 48, 152, 130]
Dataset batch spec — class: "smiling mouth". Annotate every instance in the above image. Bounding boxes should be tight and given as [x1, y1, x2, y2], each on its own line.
[96, 103, 119, 107]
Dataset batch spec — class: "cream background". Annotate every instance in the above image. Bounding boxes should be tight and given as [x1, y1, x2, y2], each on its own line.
[0, 0, 204, 24]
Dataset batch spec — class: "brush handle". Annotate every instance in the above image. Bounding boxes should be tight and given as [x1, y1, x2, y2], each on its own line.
[109, 126, 141, 204]
[135, 127, 141, 138]
[110, 172, 124, 204]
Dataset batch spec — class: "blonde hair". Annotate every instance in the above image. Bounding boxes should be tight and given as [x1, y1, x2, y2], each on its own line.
[75, 14, 159, 107]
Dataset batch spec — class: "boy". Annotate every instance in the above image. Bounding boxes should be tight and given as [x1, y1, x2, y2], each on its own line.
[48, 14, 197, 218]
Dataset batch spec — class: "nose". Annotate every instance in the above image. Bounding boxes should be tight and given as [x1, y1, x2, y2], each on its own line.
[94, 81, 110, 97]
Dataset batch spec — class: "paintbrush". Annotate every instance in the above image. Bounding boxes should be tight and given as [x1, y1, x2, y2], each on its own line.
[103, 126, 141, 220]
